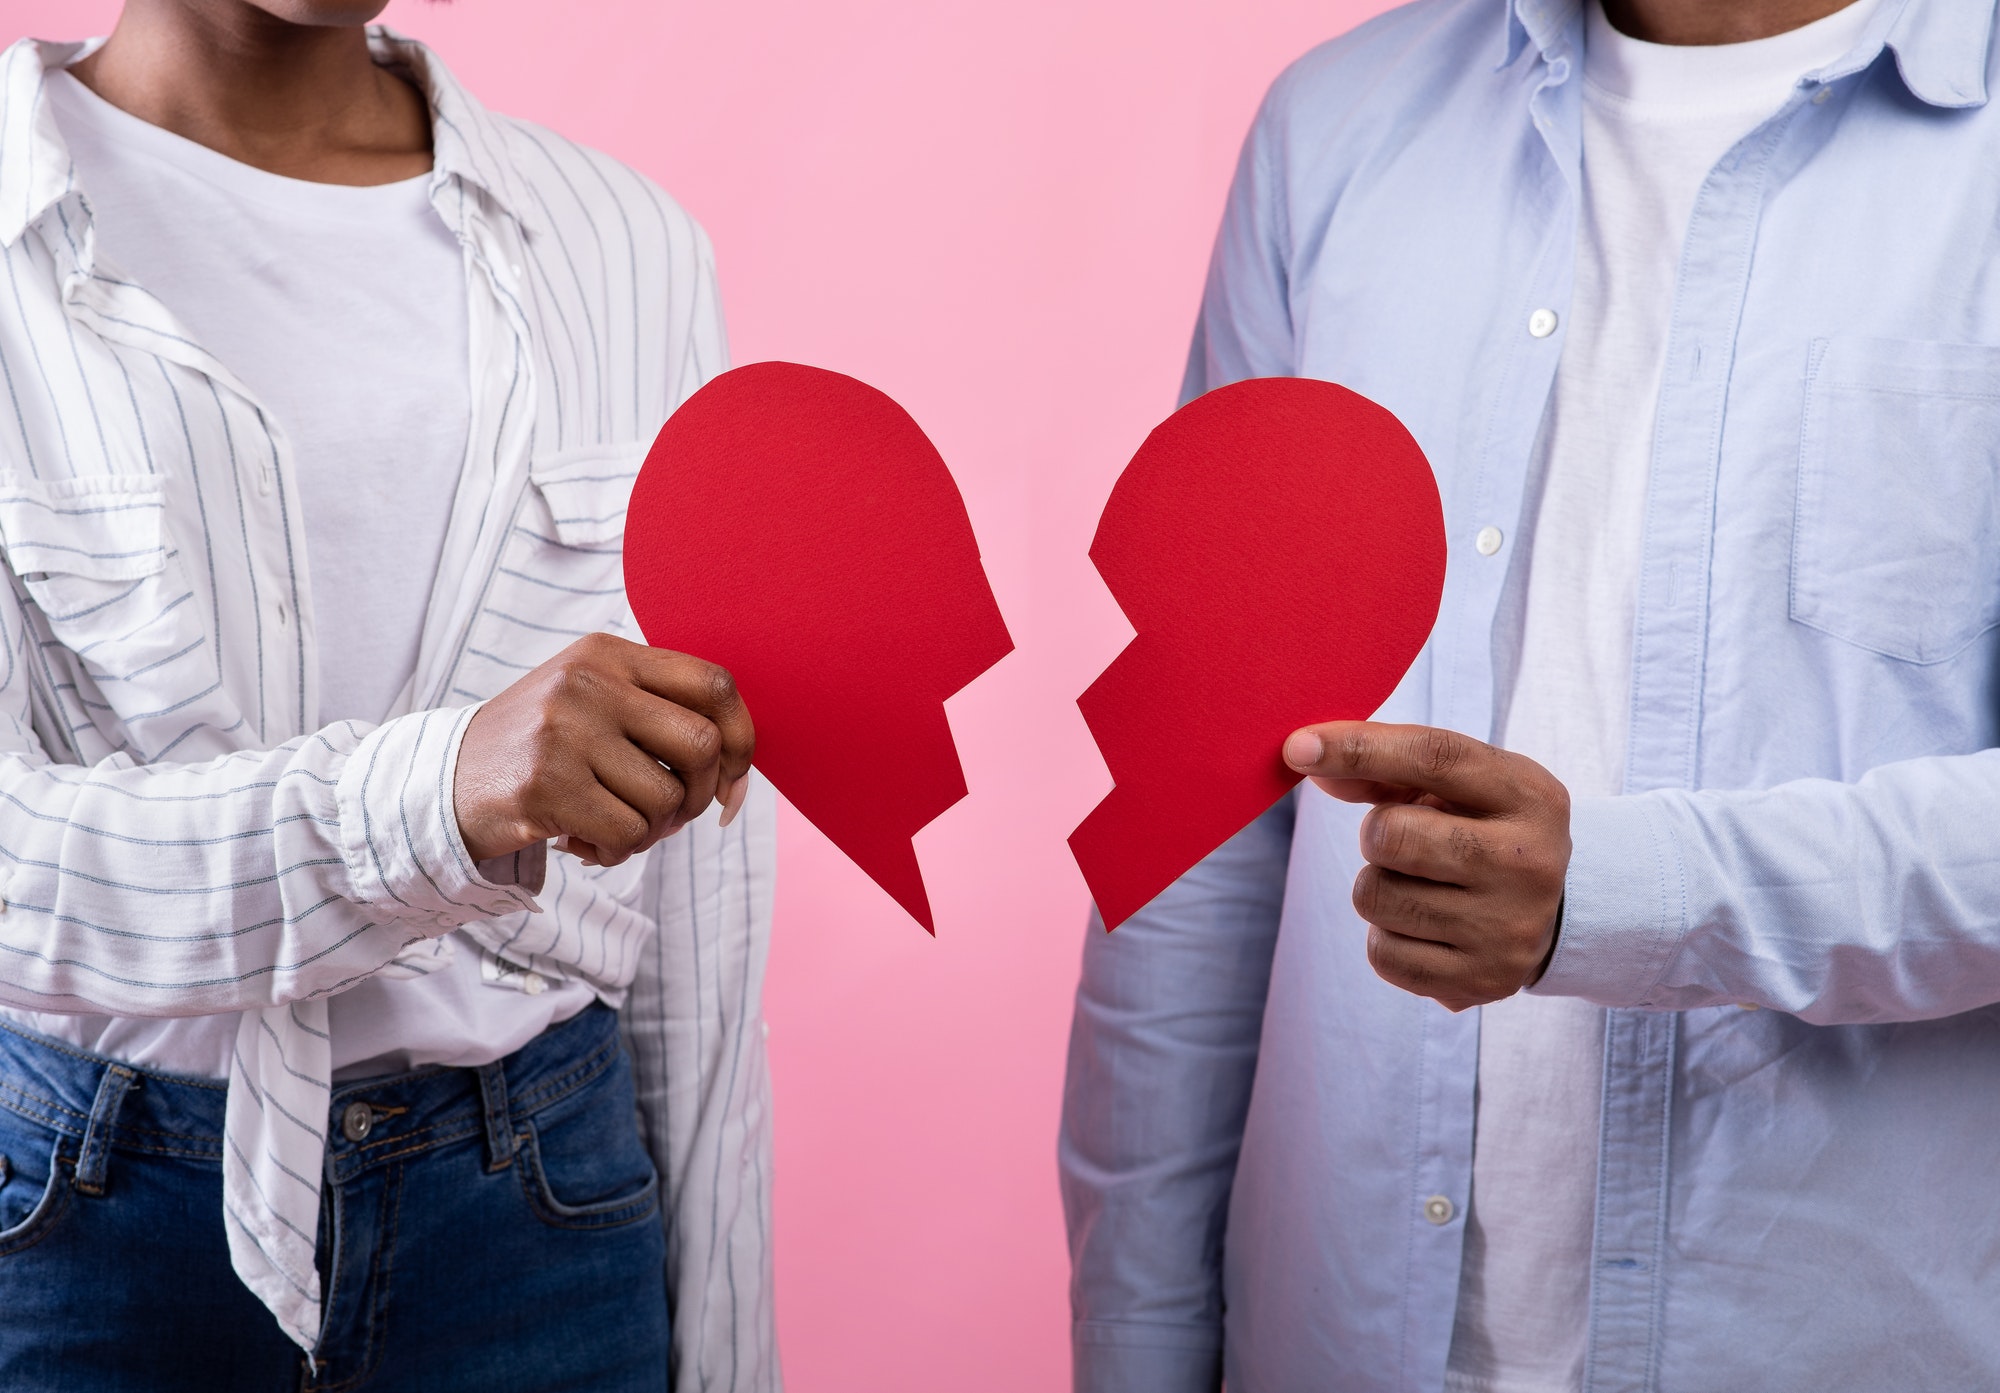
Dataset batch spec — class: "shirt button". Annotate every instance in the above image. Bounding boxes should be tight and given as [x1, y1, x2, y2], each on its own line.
[1423, 1194, 1456, 1226]
[1475, 525, 1505, 557]
[275, 602, 289, 628]
[340, 1102, 374, 1143]
[1528, 308, 1560, 339]
[1812, 86, 1831, 105]
[522, 972, 547, 996]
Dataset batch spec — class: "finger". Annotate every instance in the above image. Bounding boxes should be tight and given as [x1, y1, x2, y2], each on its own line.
[552, 785, 659, 868]
[1359, 802, 1491, 886]
[613, 693, 727, 825]
[1351, 864, 1476, 948]
[1286, 726, 1444, 806]
[556, 834, 604, 866]
[625, 647, 756, 783]
[1363, 924, 1487, 1012]
[1309, 777, 1437, 808]
[1286, 722, 1523, 813]
[591, 742, 688, 849]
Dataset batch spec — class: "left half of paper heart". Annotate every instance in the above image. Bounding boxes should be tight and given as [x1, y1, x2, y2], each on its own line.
[623, 361, 1013, 932]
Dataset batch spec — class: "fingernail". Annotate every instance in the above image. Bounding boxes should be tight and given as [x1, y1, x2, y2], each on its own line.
[1284, 730, 1324, 770]
[718, 775, 749, 828]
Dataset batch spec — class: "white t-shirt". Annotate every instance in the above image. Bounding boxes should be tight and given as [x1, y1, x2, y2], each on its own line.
[43, 70, 593, 1080]
[1446, 3, 1880, 1389]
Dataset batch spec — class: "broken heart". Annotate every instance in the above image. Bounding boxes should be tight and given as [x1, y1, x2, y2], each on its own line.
[1069, 377, 1447, 928]
[624, 362, 1013, 931]
[625, 367, 1439, 936]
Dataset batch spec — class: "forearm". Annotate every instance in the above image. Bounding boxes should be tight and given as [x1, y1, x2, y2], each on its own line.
[0, 704, 535, 1018]
[1541, 748, 2000, 1023]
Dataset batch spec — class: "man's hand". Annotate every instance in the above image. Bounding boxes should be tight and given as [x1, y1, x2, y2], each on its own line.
[454, 633, 754, 868]
[1283, 722, 1570, 1012]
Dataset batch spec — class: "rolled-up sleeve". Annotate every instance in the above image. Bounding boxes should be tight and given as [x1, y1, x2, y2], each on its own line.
[0, 590, 532, 1018]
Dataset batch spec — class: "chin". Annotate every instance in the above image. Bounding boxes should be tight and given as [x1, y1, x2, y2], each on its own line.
[253, 0, 398, 26]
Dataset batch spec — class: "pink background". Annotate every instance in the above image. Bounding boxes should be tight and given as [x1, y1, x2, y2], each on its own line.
[0, 1, 1391, 1385]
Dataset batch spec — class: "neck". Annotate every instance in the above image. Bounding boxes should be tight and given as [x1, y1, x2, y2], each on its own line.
[68, 1, 430, 185]
[1598, 0, 1863, 44]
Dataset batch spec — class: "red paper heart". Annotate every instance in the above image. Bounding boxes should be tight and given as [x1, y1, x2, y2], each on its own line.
[625, 362, 1013, 931]
[1070, 377, 1446, 928]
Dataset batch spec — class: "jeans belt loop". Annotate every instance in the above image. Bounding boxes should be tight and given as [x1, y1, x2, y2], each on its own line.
[475, 1061, 515, 1173]
[74, 1064, 138, 1197]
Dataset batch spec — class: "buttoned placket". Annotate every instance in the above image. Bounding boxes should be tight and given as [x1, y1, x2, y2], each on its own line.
[1585, 63, 1842, 1393]
[1397, 18, 1589, 1391]
[1401, 19, 1880, 1389]
[1429, 39, 1579, 743]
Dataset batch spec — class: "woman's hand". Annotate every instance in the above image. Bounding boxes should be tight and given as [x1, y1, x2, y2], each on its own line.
[453, 633, 754, 867]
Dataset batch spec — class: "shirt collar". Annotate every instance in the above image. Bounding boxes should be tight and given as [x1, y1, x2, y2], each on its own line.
[1500, 0, 1581, 68]
[0, 37, 88, 250]
[1869, 0, 1993, 106]
[1496, 0, 1994, 108]
[365, 27, 545, 237]
[0, 29, 543, 252]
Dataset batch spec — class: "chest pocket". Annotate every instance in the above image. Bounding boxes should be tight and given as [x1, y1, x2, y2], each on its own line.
[0, 474, 225, 761]
[1791, 337, 2000, 665]
[444, 443, 647, 705]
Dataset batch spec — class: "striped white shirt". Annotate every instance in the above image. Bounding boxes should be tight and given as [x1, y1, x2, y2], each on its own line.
[0, 31, 778, 1389]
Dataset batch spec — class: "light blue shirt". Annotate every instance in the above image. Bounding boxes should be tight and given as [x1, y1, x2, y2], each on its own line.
[1060, 1, 2000, 1389]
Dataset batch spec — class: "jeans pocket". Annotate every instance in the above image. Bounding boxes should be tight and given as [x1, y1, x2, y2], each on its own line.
[0, 1122, 72, 1257]
[517, 1051, 660, 1232]
[1791, 336, 2000, 664]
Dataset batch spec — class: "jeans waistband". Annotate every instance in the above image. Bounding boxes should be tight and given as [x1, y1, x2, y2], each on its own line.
[0, 1020, 228, 1171]
[0, 1003, 621, 1185]
[325, 1003, 621, 1183]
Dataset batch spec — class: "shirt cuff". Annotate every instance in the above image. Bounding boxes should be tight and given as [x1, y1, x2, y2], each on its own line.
[334, 704, 542, 928]
[1528, 793, 1687, 1006]
[1072, 1321, 1221, 1393]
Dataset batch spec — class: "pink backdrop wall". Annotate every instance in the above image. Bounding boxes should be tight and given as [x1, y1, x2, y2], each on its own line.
[0, 1, 1394, 1385]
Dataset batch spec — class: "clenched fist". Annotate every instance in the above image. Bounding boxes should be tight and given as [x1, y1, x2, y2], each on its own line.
[1284, 722, 1570, 1012]
[453, 633, 755, 867]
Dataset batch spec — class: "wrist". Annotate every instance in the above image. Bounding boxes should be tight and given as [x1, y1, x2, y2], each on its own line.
[340, 705, 539, 926]
[1526, 895, 1564, 988]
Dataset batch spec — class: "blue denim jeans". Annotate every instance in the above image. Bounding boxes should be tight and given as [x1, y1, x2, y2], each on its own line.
[0, 1003, 668, 1392]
